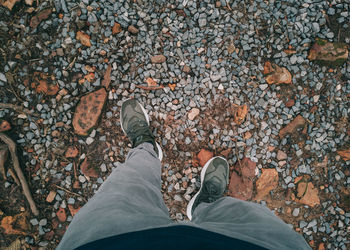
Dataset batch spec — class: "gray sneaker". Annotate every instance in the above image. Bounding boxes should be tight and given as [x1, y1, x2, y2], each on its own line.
[120, 98, 163, 161]
[186, 156, 229, 220]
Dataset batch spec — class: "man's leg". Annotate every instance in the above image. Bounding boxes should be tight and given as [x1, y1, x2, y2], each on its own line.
[191, 197, 310, 250]
[57, 143, 173, 250]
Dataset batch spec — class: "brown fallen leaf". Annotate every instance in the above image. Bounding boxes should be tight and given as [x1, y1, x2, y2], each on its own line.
[30, 9, 52, 29]
[65, 146, 79, 158]
[234, 104, 248, 125]
[0, 212, 30, 235]
[0, 120, 11, 132]
[112, 22, 122, 34]
[72, 88, 107, 135]
[263, 61, 292, 85]
[84, 65, 95, 73]
[1, 0, 20, 10]
[196, 149, 213, 167]
[228, 158, 255, 201]
[76, 31, 92, 47]
[295, 181, 320, 207]
[337, 149, 350, 161]
[102, 64, 112, 89]
[36, 80, 59, 95]
[255, 168, 279, 201]
[80, 158, 98, 178]
[279, 115, 306, 138]
[308, 38, 348, 66]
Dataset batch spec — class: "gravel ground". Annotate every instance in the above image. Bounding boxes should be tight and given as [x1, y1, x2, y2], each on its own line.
[0, 0, 349, 249]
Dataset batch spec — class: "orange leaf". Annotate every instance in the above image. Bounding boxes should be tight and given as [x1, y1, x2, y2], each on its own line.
[36, 80, 59, 95]
[146, 77, 157, 87]
[234, 104, 248, 125]
[76, 31, 91, 47]
[169, 84, 176, 91]
[338, 149, 350, 161]
[0, 213, 29, 235]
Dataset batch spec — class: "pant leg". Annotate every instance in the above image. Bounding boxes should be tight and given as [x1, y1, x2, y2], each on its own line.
[57, 143, 174, 250]
[191, 197, 311, 250]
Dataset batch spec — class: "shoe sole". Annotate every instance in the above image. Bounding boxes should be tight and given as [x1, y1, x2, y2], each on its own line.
[186, 156, 228, 220]
[120, 98, 163, 161]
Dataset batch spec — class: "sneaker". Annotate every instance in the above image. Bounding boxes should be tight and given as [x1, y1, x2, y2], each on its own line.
[186, 156, 229, 220]
[120, 98, 163, 161]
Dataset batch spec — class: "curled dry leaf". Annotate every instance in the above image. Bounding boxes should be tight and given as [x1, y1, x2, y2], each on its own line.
[308, 38, 348, 66]
[337, 149, 350, 161]
[234, 104, 248, 125]
[263, 61, 292, 85]
[76, 31, 91, 47]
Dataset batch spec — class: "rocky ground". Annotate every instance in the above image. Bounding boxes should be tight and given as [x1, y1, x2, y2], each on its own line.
[0, 0, 349, 249]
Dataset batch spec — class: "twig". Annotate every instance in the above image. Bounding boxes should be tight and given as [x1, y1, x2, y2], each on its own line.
[8, 168, 20, 186]
[0, 103, 36, 117]
[135, 85, 164, 91]
[0, 133, 39, 216]
[53, 184, 87, 202]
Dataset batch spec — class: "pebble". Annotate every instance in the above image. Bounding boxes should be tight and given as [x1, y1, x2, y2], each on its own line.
[292, 208, 300, 217]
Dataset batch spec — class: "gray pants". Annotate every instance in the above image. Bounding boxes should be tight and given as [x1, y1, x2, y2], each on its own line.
[58, 143, 310, 250]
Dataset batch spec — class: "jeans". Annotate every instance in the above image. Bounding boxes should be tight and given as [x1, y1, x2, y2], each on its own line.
[57, 143, 310, 250]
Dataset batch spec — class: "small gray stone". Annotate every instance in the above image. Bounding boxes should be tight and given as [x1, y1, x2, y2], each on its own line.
[292, 208, 300, 217]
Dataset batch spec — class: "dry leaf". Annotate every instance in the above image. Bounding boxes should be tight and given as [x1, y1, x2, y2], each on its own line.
[36, 80, 59, 95]
[234, 104, 248, 125]
[76, 31, 91, 47]
[65, 146, 79, 158]
[30, 9, 52, 29]
[263, 62, 292, 85]
[84, 65, 95, 73]
[102, 64, 112, 89]
[337, 149, 350, 161]
[308, 38, 348, 66]
[1, 0, 20, 10]
[146, 77, 157, 87]
[80, 158, 99, 178]
[0, 213, 29, 235]
[169, 84, 176, 91]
